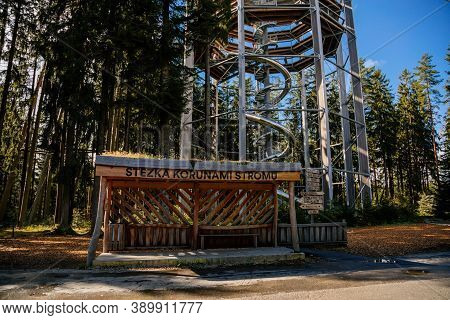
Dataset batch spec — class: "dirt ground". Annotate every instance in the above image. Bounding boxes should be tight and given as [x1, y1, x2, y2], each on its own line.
[0, 233, 101, 269]
[345, 223, 450, 257]
[0, 223, 448, 269]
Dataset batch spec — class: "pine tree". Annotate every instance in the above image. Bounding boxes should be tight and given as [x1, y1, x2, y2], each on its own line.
[415, 54, 442, 186]
[361, 64, 397, 201]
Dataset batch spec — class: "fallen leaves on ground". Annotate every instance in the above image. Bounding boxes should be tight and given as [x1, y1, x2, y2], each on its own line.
[0, 223, 448, 269]
[0, 234, 101, 269]
[345, 223, 450, 257]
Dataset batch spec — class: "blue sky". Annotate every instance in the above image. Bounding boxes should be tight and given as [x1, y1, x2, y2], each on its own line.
[353, 0, 449, 118]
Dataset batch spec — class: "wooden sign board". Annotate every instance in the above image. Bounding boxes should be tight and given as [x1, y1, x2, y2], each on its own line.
[300, 203, 324, 210]
[305, 170, 322, 176]
[96, 166, 301, 182]
[307, 210, 320, 215]
[307, 185, 321, 192]
[300, 196, 323, 204]
[301, 191, 325, 196]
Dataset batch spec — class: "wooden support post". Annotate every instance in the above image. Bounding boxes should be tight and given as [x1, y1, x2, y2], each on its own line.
[272, 184, 278, 247]
[288, 181, 300, 252]
[309, 0, 333, 202]
[337, 43, 356, 207]
[102, 181, 111, 253]
[87, 177, 107, 267]
[192, 184, 199, 250]
[344, 0, 372, 205]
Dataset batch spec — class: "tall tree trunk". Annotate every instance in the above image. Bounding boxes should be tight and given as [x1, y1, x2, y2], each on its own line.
[0, 0, 21, 148]
[0, 1, 9, 60]
[28, 154, 51, 224]
[0, 99, 24, 223]
[159, 0, 171, 158]
[383, 153, 388, 199]
[124, 89, 131, 152]
[18, 64, 46, 225]
[90, 48, 114, 233]
[54, 111, 67, 225]
[19, 58, 39, 207]
[58, 119, 75, 229]
[387, 156, 395, 199]
[204, 43, 211, 159]
[42, 167, 53, 219]
[425, 86, 440, 186]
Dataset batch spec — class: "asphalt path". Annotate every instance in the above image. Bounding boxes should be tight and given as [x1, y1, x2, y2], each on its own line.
[0, 250, 448, 299]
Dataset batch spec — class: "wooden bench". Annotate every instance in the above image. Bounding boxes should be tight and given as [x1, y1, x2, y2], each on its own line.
[200, 233, 258, 250]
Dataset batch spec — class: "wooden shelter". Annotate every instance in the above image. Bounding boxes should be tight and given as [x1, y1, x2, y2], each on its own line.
[94, 155, 302, 253]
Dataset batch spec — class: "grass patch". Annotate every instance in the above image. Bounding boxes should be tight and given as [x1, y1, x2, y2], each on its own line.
[0, 224, 90, 238]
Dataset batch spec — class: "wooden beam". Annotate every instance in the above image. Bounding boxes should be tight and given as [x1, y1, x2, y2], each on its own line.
[289, 181, 300, 252]
[273, 184, 278, 247]
[211, 189, 247, 225]
[87, 177, 107, 266]
[102, 181, 111, 253]
[96, 166, 301, 182]
[193, 184, 199, 249]
[199, 224, 271, 230]
[143, 190, 179, 224]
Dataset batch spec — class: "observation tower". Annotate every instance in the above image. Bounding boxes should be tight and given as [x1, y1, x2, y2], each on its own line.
[180, 0, 372, 207]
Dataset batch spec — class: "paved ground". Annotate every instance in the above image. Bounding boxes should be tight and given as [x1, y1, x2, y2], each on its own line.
[94, 247, 304, 267]
[1, 250, 448, 300]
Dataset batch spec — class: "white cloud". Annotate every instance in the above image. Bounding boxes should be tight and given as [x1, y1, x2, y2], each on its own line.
[364, 59, 386, 68]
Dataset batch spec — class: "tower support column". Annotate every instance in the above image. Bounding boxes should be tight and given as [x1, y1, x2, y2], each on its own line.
[309, 0, 333, 202]
[344, 0, 372, 205]
[180, 3, 194, 160]
[301, 70, 310, 169]
[238, 0, 247, 162]
[337, 43, 356, 206]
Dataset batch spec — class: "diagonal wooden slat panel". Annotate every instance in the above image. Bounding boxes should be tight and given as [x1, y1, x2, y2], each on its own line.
[199, 190, 213, 207]
[250, 195, 275, 224]
[258, 206, 275, 225]
[222, 190, 254, 225]
[119, 188, 153, 223]
[153, 190, 191, 225]
[174, 189, 194, 210]
[112, 192, 140, 224]
[232, 191, 265, 225]
[167, 190, 191, 217]
[202, 189, 239, 225]
[111, 202, 133, 224]
[211, 189, 248, 225]
[183, 188, 194, 199]
[241, 191, 272, 225]
[135, 189, 169, 224]
[199, 190, 225, 215]
[114, 190, 147, 224]
[143, 190, 179, 224]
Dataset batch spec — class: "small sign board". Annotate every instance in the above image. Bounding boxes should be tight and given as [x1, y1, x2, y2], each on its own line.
[300, 203, 324, 210]
[300, 196, 323, 204]
[301, 191, 325, 196]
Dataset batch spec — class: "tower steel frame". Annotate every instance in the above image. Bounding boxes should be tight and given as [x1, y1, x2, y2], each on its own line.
[180, 0, 372, 207]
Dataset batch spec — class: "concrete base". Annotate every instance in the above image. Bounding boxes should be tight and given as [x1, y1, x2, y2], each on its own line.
[93, 247, 305, 268]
